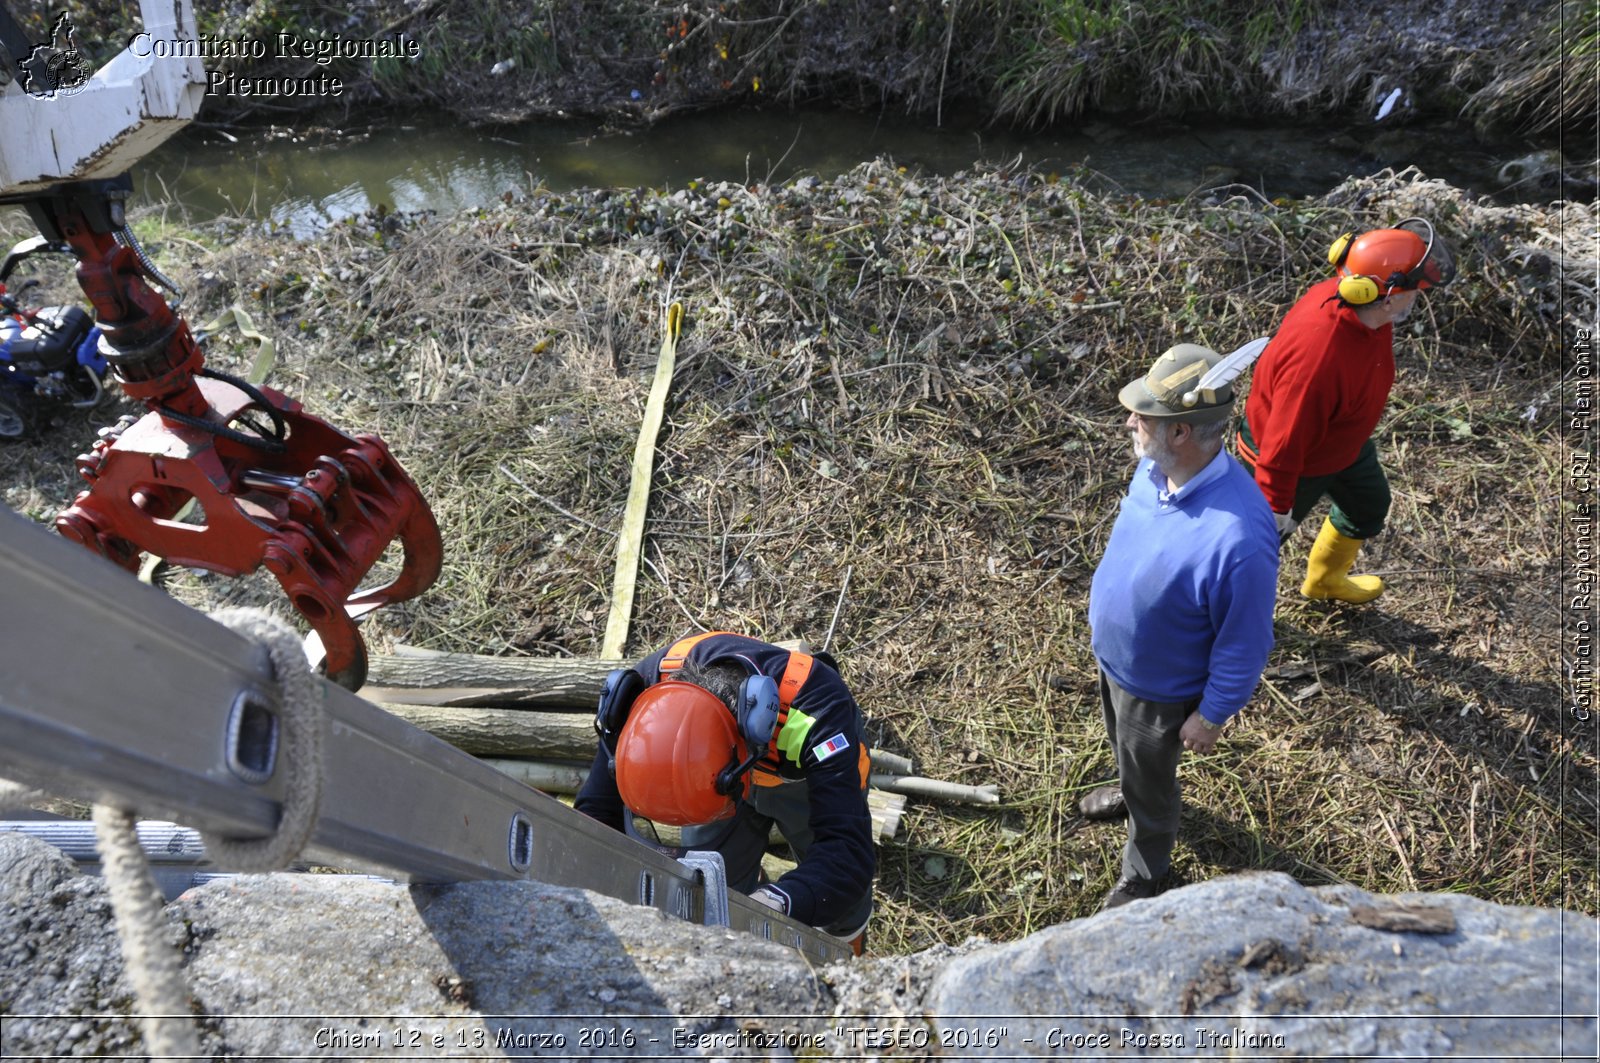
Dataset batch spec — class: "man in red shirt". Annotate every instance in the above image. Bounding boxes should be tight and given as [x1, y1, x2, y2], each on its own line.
[1238, 218, 1455, 603]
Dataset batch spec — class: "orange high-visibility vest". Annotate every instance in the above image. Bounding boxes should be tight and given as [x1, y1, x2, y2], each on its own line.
[658, 632, 868, 788]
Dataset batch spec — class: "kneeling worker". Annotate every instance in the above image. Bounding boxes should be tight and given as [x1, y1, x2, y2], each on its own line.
[576, 631, 875, 951]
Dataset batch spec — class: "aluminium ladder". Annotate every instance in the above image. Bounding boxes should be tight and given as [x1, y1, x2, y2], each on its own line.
[0, 506, 849, 964]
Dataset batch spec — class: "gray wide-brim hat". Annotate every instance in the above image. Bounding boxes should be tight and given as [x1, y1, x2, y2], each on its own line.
[1117, 343, 1235, 424]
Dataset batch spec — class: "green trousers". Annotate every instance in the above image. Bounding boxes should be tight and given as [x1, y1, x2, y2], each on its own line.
[1236, 419, 1391, 540]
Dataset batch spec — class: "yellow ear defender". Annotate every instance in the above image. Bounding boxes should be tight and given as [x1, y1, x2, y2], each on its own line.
[1326, 232, 1354, 268]
[1336, 274, 1381, 305]
[1326, 230, 1380, 305]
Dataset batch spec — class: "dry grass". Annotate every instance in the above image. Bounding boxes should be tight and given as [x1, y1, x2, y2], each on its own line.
[2, 162, 1592, 953]
[1464, 0, 1599, 137]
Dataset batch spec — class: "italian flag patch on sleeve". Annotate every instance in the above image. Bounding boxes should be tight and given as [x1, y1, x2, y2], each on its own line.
[813, 732, 851, 763]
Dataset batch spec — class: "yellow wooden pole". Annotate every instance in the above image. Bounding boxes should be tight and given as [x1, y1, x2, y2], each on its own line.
[601, 302, 683, 659]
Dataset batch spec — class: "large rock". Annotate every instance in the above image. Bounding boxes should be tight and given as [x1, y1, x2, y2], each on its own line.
[0, 830, 835, 1059]
[0, 833, 147, 1058]
[924, 872, 1597, 1060]
[177, 876, 834, 1058]
[1, 834, 1594, 1060]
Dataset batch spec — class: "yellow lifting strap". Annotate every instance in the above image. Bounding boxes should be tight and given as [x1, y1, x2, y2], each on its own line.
[601, 302, 683, 660]
[198, 304, 277, 385]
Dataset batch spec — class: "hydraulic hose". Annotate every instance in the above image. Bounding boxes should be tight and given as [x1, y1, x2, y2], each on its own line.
[114, 226, 185, 309]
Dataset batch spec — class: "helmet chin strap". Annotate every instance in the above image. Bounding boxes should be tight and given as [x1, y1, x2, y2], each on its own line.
[715, 746, 762, 796]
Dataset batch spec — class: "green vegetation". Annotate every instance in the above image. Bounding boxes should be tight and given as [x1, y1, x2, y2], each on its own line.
[371, 0, 561, 98]
[30, 0, 1548, 143]
[1466, 0, 1599, 137]
[993, 0, 1320, 126]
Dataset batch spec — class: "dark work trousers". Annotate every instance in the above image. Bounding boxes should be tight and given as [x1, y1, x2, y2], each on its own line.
[680, 778, 874, 938]
[1098, 667, 1191, 883]
[1236, 421, 1392, 540]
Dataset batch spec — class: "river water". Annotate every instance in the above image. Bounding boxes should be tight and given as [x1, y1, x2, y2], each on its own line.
[141, 107, 1547, 238]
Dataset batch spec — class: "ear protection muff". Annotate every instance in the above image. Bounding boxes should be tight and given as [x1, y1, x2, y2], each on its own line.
[1337, 273, 1382, 306]
[1326, 231, 1355, 269]
[595, 667, 647, 771]
[1327, 230, 1381, 305]
[703, 653, 781, 797]
[598, 653, 782, 793]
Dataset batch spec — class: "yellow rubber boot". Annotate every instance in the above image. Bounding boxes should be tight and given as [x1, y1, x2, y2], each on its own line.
[1301, 517, 1384, 603]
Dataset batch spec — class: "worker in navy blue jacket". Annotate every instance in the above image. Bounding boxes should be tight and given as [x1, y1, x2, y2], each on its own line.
[1083, 343, 1279, 911]
[576, 631, 875, 948]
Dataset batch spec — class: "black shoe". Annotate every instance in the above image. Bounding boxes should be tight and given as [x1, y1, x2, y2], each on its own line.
[1079, 785, 1126, 821]
[1099, 874, 1158, 912]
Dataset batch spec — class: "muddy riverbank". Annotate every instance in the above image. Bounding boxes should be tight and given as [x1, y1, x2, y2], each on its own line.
[7, 0, 1580, 140]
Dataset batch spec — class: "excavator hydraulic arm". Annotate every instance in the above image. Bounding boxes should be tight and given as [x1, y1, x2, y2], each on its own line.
[1, 1, 442, 689]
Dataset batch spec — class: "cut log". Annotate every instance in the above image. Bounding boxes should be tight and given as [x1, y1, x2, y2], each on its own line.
[868, 774, 999, 806]
[365, 651, 626, 709]
[479, 758, 594, 796]
[479, 757, 908, 844]
[869, 750, 913, 776]
[382, 703, 992, 808]
[375, 704, 598, 759]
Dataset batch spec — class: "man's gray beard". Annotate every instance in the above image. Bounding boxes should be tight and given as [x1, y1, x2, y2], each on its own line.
[1133, 434, 1176, 470]
[1390, 301, 1413, 324]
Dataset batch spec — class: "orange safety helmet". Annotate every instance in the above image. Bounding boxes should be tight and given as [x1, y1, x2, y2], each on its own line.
[614, 679, 746, 826]
[1327, 217, 1455, 305]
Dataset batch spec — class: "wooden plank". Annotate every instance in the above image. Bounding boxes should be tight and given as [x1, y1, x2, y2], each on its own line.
[867, 789, 908, 842]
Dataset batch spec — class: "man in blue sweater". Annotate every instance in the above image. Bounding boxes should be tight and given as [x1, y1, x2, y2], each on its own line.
[1084, 343, 1279, 910]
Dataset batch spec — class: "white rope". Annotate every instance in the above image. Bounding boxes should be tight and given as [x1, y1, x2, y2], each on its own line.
[0, 777, 46, 811]
[199, 607, 325, 871]
[3, 776, 201, 1057]
[0, 608, 323, 1059]
[91, 804, 203, 1060]
[86, 607, 320, 1061]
